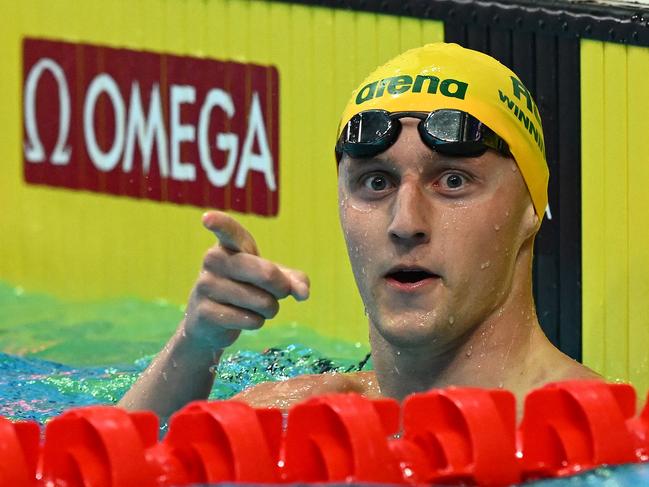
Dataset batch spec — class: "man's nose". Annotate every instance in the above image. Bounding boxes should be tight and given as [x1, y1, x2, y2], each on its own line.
[387, 182, 431, 246]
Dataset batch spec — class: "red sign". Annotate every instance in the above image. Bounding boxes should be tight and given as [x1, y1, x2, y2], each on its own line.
[22, 38, 280, 216]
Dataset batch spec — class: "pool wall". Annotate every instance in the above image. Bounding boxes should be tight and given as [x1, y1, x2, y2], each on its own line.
[1, 0, 648, 392]
[1, 0, 446, 346]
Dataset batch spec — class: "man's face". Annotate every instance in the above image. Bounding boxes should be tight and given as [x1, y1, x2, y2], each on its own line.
[338, 118, 537, 350]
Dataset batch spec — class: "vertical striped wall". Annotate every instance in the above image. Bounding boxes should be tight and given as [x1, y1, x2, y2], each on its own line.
[581, 40, 649, 394]
[0, 0, 443, 344]
[444, 21, 583, 362]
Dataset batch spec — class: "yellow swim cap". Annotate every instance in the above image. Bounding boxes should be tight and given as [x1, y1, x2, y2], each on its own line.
[338, 43, 548, 219]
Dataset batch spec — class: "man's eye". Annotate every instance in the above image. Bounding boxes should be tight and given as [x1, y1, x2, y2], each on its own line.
[363, 174, 391, 191]
[438, 172, 467, 189]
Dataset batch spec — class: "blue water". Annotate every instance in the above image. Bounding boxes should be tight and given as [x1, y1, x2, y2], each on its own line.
[0, 345, 360, 422]
[520, 464, 649, 485]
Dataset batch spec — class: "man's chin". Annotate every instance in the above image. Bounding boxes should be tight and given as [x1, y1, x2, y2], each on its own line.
[370, 314, 451, 349]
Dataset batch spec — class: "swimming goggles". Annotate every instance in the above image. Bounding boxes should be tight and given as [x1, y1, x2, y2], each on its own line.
[335, 109, 510, 162]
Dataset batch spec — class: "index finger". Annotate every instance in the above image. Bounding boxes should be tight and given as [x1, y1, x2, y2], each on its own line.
[202, 211, 259, 255]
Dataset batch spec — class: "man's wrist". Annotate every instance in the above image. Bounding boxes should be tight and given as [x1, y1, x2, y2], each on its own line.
[169, 322, 226, 372]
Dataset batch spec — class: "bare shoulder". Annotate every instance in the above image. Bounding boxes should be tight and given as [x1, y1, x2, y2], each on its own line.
[231, 371, 380, 409]
[559, 360, 602, 380]
[546, 346, 602, 382]
[527, 345, 602, 390]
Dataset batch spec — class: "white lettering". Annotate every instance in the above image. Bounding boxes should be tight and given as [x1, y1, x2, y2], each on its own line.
[170, 85, 196, 181]
[198, 89, 239, 187]
[123, 82, 169, 177]
[23, 58, 71, 164]
[84, 74, 126, 172]
[235, 92, 276, 191]
[24, 56, 277, 196]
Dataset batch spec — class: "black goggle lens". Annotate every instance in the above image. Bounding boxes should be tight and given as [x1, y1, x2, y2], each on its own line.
[346, 110, 392, 143]
[423, 110, 466, 143]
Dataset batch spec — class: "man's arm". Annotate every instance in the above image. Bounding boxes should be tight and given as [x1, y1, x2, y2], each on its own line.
[118, 211, 310, 420]
[118, 324, 222, 419]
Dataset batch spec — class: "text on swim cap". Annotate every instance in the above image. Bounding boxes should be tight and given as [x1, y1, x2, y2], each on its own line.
[355, 75, 468, 105]
[509, 77, 541, 125]
[498, 89, 545, 154]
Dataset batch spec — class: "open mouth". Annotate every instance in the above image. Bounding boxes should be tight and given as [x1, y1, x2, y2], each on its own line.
[385, 268, 438, 284]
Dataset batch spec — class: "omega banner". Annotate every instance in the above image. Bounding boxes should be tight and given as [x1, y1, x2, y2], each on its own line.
[22, 38, 280, 215]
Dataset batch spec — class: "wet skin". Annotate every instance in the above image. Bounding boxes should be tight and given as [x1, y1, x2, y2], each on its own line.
[337, 119, 599, 405]
[235, 119, 598, 411]
[120, 119, 599, 419]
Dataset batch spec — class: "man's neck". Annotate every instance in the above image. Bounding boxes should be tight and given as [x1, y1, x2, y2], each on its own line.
[369, 286, 550, 401]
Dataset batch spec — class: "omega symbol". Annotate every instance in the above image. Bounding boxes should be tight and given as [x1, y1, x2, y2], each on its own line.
[23, 58, 72, 165]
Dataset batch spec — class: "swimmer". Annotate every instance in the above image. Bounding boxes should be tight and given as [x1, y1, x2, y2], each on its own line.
[119, 43, 599, 419]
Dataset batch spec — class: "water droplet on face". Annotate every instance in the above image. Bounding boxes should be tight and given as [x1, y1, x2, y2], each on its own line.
[162, 372, 168, 382]
[494, 224, 501, 231]
[511, 164, 518, 172]
[465, 346, 473, 358]
[448, 315, 455, 325]
[350, 202, 372, 214]
[480, 261, 491, 270]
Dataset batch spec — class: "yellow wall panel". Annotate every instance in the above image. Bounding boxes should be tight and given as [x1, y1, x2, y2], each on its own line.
[0, 0, 444, 345]
[602, 42, 629, 382]
[582, 39, 649, 393]
[581, 39, 606, 375]
[399, 16, 422, 51]
[627, 46, 649, 395]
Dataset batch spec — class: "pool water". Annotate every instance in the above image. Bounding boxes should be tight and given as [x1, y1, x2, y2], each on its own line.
[1, 281, 649, 486]
[0, 345, 366, 422]
[0, 282, 368, 422]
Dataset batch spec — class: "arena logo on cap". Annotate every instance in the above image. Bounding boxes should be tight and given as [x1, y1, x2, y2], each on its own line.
[355, 74, 468, 104]
[22, 38, 280, 216]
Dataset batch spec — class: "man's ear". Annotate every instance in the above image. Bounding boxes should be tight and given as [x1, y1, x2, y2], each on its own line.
[518, 199, 541, 244]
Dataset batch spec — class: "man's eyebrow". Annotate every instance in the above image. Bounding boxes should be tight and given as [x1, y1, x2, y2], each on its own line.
[346, 155, 398, 168]
[347, 155, 482, 170]
[434, 155, 482, 165]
